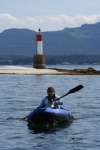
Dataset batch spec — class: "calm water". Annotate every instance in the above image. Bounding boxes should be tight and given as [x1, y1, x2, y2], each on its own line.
[0, 65, 100, 150]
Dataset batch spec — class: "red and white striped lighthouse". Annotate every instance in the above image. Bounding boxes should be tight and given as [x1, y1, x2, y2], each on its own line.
[33, 28, 46, 69]
[36, 28, 43, 54]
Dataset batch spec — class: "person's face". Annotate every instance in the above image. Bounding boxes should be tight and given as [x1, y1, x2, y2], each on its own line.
[48, 90, 55, 97]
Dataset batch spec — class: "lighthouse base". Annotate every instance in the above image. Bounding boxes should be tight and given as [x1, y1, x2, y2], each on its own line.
[33, 55, 46, 69]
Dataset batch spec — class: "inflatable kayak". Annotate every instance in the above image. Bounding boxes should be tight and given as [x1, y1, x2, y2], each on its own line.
[27, 107, 74, 127]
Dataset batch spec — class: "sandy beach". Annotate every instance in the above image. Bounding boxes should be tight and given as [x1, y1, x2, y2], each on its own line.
[0, 66, 64, 75]
[0, 65, 100, 75]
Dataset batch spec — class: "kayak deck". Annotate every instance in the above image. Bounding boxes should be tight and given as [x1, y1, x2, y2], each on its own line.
[27, 107, 74, 127]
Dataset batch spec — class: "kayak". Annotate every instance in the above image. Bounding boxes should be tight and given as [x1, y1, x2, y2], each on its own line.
[27, 107, 74, 128]
[25, 84, 84, 131]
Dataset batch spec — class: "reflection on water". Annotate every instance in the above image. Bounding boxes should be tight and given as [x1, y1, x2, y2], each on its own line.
[27, 121, 72, 134]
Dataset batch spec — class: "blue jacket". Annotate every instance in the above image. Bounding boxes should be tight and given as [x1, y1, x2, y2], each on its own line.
[39, 95, 63, 109]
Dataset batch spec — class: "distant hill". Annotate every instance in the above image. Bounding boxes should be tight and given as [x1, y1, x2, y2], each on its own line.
[0, 22, 100, 56]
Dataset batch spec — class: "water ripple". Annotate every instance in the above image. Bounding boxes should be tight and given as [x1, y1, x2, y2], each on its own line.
[0, 73, 100, 150]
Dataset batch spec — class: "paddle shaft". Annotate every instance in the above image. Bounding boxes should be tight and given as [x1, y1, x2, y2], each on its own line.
[23, 116, 27, 119]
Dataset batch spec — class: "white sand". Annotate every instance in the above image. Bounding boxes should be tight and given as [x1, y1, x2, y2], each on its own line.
[0, 66, 62, 75]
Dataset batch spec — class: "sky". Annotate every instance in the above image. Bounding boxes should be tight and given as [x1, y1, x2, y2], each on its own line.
[0, 0, 100, 32]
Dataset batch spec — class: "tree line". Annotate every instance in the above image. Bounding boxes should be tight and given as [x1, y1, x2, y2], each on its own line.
[0, 55, 100, 65]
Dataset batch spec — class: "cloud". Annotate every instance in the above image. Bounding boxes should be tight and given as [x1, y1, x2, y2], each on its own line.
[0, 13, 18, 23]
[46, 14, 100, 26]
[0, 13, 100, 32]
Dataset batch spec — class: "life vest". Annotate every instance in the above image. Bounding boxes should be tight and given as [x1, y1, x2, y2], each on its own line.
[45, 94, 55, 108]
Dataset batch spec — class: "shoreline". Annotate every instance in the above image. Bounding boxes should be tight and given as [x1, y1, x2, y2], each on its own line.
[0, 66, 100, 75]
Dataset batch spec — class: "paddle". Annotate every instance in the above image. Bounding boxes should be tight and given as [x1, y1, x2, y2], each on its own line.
[23, 84, 84, 119]
[56, 84, 84, 100]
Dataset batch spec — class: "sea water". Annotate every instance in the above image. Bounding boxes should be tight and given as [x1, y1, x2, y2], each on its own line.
[0, 65, 100, 150]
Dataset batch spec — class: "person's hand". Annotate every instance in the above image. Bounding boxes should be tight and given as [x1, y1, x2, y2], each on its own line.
[54, 100, 59, 104]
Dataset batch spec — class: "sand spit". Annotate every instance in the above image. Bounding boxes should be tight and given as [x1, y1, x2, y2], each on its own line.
[0, 66, 63, 75]
[0, 66, 100, 75]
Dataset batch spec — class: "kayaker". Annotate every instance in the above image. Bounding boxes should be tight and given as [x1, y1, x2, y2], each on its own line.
[39, 87, 63, 108]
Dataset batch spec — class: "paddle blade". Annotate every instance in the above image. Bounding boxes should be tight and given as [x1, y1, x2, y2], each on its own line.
[68, 85, 84, 94]
[56, 84, 84, 100]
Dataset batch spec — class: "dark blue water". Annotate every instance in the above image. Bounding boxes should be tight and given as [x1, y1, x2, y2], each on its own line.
[0, 67, 100, 149]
